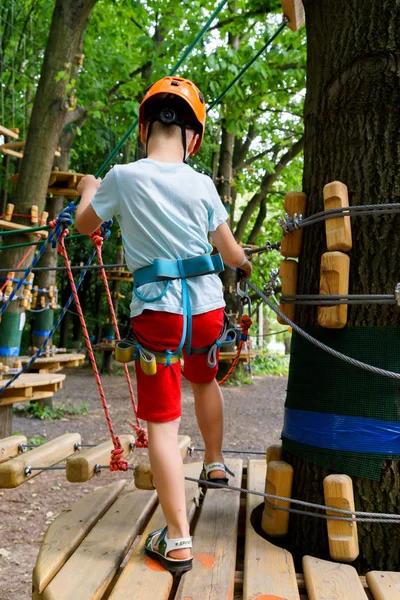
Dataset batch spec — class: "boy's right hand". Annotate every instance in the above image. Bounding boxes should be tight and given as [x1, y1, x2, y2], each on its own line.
[238, 257, 252, 279]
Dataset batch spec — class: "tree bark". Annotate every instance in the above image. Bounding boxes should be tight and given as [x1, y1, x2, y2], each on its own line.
[282, 0, 400, 572]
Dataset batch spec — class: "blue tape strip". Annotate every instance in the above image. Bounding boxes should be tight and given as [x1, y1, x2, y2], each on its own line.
[0, 346, 20, 356]
[32, 330, 51, 337]
[282, 408, 400, 455]
[103, 335, 115, 340]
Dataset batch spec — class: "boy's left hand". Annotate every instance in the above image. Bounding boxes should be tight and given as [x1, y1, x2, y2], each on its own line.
[77, 175, 102, 195]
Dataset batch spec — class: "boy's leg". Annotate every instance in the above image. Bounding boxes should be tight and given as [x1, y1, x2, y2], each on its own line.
[147, 418, 191, 559]
[190, 379, 226, 479]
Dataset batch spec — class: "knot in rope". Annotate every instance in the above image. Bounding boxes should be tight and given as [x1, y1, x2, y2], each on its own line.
[90, 228, 104, 247]
[49, 203, 75, 247]
[240, 314, 252, 341]
[130, 423, 148, 448]
[110, 437, 129, 471]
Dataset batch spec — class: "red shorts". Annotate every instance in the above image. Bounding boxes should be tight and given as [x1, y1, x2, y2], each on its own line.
[131, 308, 224, 422]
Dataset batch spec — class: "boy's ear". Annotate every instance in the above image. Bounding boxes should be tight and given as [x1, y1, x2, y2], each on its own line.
[188, 133, 199, 155]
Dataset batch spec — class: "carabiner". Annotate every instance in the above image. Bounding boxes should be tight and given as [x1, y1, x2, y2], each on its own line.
[236, 270, 252, 317]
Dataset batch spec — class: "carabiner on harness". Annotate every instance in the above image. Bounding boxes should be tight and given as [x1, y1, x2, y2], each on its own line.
[237, 273, 252, 319]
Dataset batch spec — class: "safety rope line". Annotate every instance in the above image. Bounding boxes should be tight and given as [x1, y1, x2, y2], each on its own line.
[91, 227, 148, 448]
[55, 225, 129, 471]
[0, 234, 40, 293]
[218, 315, 252, 385]
[281, 293, 398, 306]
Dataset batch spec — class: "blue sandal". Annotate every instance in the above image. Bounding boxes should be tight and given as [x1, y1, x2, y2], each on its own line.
[199, 461, 235, 486]
[144, 526, 193, 574]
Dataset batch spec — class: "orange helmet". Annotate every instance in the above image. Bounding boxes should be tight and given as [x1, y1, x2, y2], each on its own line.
[139, 76, 206, 156]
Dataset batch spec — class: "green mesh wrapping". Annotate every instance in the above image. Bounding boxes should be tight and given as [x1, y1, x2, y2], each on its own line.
[282, 327, 400, 481]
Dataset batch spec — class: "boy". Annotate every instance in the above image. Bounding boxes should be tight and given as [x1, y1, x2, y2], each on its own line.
[75, 76, 252, 574]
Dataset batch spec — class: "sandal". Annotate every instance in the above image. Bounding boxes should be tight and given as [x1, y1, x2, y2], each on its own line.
[144, 526, 193, 574]
[199, 461, 235, 486]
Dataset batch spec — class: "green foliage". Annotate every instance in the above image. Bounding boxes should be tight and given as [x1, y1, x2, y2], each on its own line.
[251, 352, 289, 376]
[13, 401, 89, 420]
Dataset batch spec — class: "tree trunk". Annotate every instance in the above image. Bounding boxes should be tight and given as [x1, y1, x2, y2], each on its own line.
[281, 0, 400, 572]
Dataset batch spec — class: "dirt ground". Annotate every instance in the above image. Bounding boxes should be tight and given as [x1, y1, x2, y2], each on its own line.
[0, 368, 287, 600]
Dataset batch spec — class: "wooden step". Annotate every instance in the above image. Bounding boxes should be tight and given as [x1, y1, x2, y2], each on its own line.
[244, 459, 300, 599]
[32, 480, 128, 595]
[107, 461, 202, 599]
[175, 458, 243, 600]
[37, 481, 157, 600]
[303, 555, 368, 600]
[367, 571, 400, 600]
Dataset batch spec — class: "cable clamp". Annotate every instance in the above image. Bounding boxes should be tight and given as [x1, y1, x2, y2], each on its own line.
[264, 268, 280, 297]
[395, 282, 400, 306]
[278, 212, 303, 234]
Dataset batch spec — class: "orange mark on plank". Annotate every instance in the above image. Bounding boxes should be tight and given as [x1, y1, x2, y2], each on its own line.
[248, 595, 287, 600]
[194, 552, 217, 569]
[143, 556, 166, 572]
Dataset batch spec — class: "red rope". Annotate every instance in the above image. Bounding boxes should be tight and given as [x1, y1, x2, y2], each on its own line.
[51, 222, 129, 471]
[90, 229, 148, 448]
[0, 234, 40, 293]
[218, 314, 252, 386]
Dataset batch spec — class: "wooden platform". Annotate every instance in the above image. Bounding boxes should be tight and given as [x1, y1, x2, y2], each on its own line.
[0, 218, 48, 238]
[19, 353, 85, 373]
[0, 373, 65, 405]
[30, 459, 398, 600]
[218, 349, 263, 363]
[10, 170, 86, 198]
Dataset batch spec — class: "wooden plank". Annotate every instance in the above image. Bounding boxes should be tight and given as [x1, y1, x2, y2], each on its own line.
[107, 461, 202, 600]
[0, 146, 23, 158]
[175, 458, 243, 600]
[323, 181, 352, 252]
[278, 259, 298, 324]
[244, 460, 300, 600]
[366, 571, 400, 600]
[0, 433, 81, 488]
[135, 435, 191, 489]
[2, 373, 65, 388]
[46, 187, 79, 198]
[280, 191, 307, 257]
[0, 218, 48, 238]
[262, 461, 294, 537]
[0, 435, 26, 464]
[318, 251, 350, 329]
[324, 474, 359, 562]
[266, 444, 282, 464]
[32, 480, 128, 596]
[66, 435, 135, 482]
[0, 124, 19, 139]
[0, 391, 56, 406]
[39, 481, 157, 600]
[303, 555, 368, 600]
[281, 0, 305, 31]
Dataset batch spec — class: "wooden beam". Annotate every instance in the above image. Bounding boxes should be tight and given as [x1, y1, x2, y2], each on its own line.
[66, 435, 134, 482]
[0, 433, 81, 488]
[278, 258, 298, 324]
[366, 571, 400, 600]
[0, 146, 23, 158]
[324, 474, 359, 562]
[107, 462, 202, 600]
[0, 435, 26, 464]
[244, 460, 300, 599]
[318, 251, 350, 329]
[32, 480, 127, 595]
[262, 460, 293, 536]
[280, 191, 307, 257]
[266, 444, 282, 464]
[303, 555, 368, 600]
[0, 124, 19, 139]
[323, 181, 352, 252]
[37, 482, 157, 600]
[281, 0, 305, 31]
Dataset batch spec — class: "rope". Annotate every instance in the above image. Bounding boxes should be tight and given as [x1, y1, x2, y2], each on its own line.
[0, 234, 40, 293]
[218, 315, 252, 385]
[0, 233, 84, 251]
[91, 227, 147, 448]
[55, 223, 128, 471]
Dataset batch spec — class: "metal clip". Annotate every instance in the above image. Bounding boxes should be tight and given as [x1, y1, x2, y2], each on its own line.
[264, 269, 280, 297]
[237, 276, 252, 317]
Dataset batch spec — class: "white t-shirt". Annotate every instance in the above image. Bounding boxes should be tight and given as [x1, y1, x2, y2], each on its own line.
[91, 158, 228, 317]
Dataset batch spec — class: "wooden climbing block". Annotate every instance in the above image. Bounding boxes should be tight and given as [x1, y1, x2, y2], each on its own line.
[281, 0, 305, 31]
[280, 191, 307, 257]
[366, 571, 400, 600]
[0, 124, 19, 139]
[105, 269, 133, 282]
[303, 555, 368, 600]
[135, 435, 191, 489]
[324, 474, 359, 563]
[323, 181, 352, 252]
[0, 434, 26, 464]
[107, 462, 202, 600]
[0, 373, 65, 405]
[0, 433, 80, 488]
[175, 459, 242, 600]
[37, 481, 157, 600]
[244, 460, 300, 599]
[32, 480, 127, 595]
[266, 443, 282, 464]
[0, 218, 48, 238]
[262, 460, 294, 537]
[66, 435, 135, 482]
[278, 259, 298, 324]
[318, 251, 350, 329]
